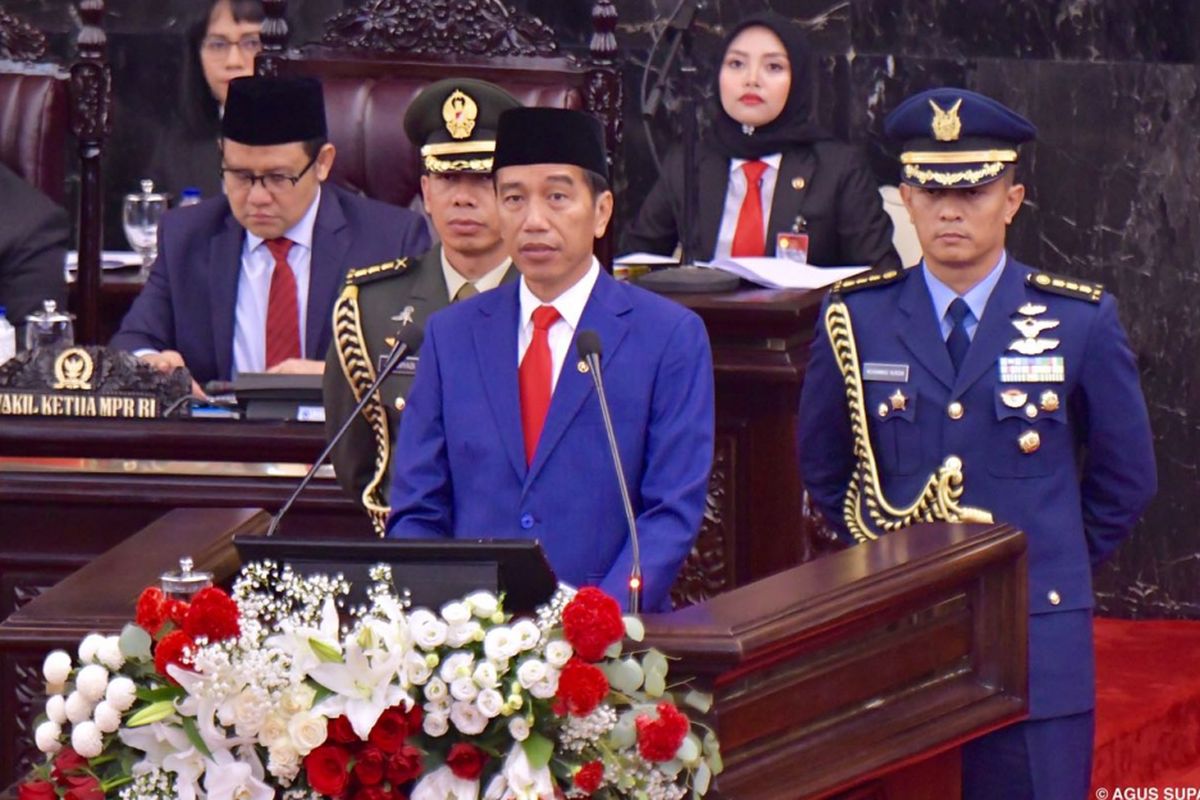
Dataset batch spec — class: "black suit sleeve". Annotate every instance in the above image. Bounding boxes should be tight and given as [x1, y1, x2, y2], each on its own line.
[620, 149, 683, 256]
[0, 167, 68, 341]
[831, 146, 901, 270]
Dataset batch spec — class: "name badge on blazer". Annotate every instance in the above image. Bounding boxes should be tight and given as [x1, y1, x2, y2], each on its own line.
[378, 354, 419, 376]
[862, 362, 910, 382]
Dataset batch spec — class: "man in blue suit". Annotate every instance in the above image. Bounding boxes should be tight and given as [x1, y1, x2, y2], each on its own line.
[798, 88, 1155, 799]
[386, 108, 714, 612]
[111, 76, 428, 387]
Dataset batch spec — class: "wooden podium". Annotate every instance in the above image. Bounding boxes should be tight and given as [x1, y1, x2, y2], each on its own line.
[0, 509, 1027, 796]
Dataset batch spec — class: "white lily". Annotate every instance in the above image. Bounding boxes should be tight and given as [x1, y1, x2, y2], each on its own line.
[482, 744, 556, 800]
[311, 635, 408, 738]
[203, 745, 274, 800]
[266, 596, 342, 679]
[412, 765, 481, 800]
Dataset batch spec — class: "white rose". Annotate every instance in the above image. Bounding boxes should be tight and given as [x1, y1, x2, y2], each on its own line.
[425, 697, 451, 717]
[445, 622, 475, 648]
[508, 716, 530, 742]
[45, 694, 67, 725]
[464, 591, 499, 619]
[64, 690, 94, 724]
[78, 633, 106, 665]
[71, 720, 104, 758]
[476, 689, 504, 719]
[450, 700, 488, 735]
[423, 712, 449, 737]
[473, 661, 499, 689]
[407, 651, 432, 685]
[483, 627, 519, 662]
[516, 659, 547, 689]
[105, 677, 137, 712]
[450, 677, 479, 702]
[233, 688, 270, 737]
[287, 711, 328, 755]
[259, 714, 289, 749]
[413, 616, 449, 650]
[93, 700, 121, 733]
[544, 640, 573, 668]
[440, 601, 471, 626]
[280, 684, 316, 715]
[424, 677, 448, 702]
[97, 636, 125, 671]
[439, 651, 474, 683]
[267, 742, 301, 783]
[42, 650, 72, 685]
[35, 720, 62, 754]
[511, 620, 541, 652]
[529, 667, 560, 700]
[75, 663, 109, 704]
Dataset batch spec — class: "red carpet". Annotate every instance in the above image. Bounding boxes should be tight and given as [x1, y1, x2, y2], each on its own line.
[1092, 617, 1200, 789]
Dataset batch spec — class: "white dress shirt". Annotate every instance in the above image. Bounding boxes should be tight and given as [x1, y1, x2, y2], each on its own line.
[232, 189, 321, 376]
[714, 152, 783, 259]
[517, 258, 600, 392]
[441, 248, 511, 300]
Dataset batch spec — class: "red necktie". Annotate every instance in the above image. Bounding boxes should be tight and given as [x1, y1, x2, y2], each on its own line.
[730, 160, 768, 257]
[519, 305, 561, 465]
[265, 237, 301, 369]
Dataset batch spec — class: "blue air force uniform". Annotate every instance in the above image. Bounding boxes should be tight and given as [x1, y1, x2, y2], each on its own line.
[797, 88, 1156, 799]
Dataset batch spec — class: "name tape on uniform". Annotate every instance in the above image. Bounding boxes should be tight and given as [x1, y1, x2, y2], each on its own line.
[862, 362, 910, 382]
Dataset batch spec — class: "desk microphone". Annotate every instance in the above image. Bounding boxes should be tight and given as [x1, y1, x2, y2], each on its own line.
[266, 319, 424, 537]
[575, 330, 642, 614]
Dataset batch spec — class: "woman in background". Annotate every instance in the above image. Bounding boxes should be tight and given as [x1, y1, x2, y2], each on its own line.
[623, 13, 899, 269]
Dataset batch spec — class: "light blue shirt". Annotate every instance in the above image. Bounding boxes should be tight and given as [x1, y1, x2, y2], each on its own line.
[922, 251, 1007, 341]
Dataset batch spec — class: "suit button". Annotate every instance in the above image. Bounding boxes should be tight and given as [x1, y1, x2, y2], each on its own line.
[394, 396, 406, 412]
[520, 513, 535, 530]
[878, 402, 889, 418]
[1048, 590, 1061, 606]
[947, 402, 964, 420]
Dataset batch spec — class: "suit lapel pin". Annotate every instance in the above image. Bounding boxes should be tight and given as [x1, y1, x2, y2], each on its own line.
[1000, 388, 1027, 408]
[1039, 390, 1060, 412]
[889, 388, 908, 411]
[791, 177, 806, 190]
[577, 360, 589, 374]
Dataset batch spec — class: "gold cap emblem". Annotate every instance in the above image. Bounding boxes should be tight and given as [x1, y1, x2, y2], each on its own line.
[929, 98, 963, 142]
[52, 347, 95, 391]
[442, 90, 478, 140]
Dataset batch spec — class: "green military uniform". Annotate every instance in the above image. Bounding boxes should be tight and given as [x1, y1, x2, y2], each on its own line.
[322, 77, 521, 534]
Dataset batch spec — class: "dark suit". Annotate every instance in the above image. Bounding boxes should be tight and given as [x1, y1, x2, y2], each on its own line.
[0, 164, 68, 342]
[622, 141, 900, 269]
[110, 183, 429, 384]
[798, 257, 1156, 798]
[386, 270, 714, 612]
[322, 245, 515, 531]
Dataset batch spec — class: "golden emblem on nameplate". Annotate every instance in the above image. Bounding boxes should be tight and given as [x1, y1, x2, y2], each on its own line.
[929, 98, 963, 142]
[52, 347, 95, 391]
[443, 90, 478, 139]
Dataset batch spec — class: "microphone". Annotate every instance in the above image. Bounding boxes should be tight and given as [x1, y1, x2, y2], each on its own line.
[576, 330, 642, 614]
[266, 318, 425, 537]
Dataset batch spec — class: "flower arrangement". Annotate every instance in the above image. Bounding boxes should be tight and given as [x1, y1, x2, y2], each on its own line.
[19, 561, 722, 800]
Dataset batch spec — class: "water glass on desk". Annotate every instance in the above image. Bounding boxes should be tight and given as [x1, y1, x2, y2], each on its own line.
[123, 179, 168, 277]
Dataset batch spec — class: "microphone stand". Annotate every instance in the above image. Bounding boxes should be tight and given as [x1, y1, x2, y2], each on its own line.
[266, 321, 421, 537]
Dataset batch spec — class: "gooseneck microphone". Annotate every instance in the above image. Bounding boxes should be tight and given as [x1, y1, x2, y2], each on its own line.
[576, 330, 642, 614]
[266, 319, 425, 537]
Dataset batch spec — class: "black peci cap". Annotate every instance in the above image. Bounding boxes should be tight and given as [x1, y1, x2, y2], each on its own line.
[221, 76, 328, 146]
[493, 107, 608, 178]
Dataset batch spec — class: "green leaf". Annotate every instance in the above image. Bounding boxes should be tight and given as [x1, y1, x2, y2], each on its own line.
[643, 670, 666, 697]
[683, 690, 712, 713]
[135, 685, 185, 704]
[703, 732, 724, 775]
[604, 640, 623, 659]
[119, 624, 153, 661]
[657, 758, 684, 778]
[307, 679, 334, 705]
[181, 716, 214, 760]
[522, 732, 554, 769]
[125, 700, 175, 727]
[642, 649, 669, 678]
[309, 637, 343, 663]
[609, 713, 637, 749]
[622, 615, 645, 642]
[601, 658, 645, 695]
[693, 761, 712, 796]
[677, 733, 701, 765]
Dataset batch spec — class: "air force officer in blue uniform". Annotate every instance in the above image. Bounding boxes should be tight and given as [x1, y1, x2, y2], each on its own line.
[798, 88, 1156, 799]
[386, 108, 715, 612]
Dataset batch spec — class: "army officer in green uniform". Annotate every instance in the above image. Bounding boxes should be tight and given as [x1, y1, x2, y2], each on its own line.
[323, 78, 521, 534]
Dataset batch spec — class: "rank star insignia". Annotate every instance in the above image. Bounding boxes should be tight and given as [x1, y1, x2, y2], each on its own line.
[1039, 390, 1060, 412]
[889, 388, 908, 411]
[1008, 337, 1061, 355]
[1017, 302, 1048, 316]
[1000, 388, 1028, 408]
[1011, 317, 1060, 339]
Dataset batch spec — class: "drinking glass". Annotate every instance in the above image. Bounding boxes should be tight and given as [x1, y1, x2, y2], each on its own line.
[123, 179, 168, 277]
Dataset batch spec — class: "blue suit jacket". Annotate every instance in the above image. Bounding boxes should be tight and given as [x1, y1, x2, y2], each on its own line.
[110, 183, 429, 383]
[798, 256, 1156, 719]
[386, 270, 715, 612]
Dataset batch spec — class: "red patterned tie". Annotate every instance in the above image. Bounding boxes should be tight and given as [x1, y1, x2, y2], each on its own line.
[519, 304, 562, 465]
[730, 160, 768, 257]
[264, 237, 301, 369]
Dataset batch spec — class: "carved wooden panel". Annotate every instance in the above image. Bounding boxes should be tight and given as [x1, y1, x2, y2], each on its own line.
[5, 655, 47, 784]
[671, 434, 734, 607]
[0, 9, 47, 61]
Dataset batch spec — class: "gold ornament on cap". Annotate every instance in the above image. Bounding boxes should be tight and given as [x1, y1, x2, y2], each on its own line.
[442, 90, 478, 140]
[929, 98, 963, 142]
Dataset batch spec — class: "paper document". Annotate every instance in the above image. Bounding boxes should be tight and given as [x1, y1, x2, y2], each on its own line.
[698, 257, 870, 290]
[614, 252, 680, 266]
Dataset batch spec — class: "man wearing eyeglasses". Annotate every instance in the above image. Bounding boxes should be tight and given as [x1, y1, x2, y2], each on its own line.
[111, 76, 429, 388]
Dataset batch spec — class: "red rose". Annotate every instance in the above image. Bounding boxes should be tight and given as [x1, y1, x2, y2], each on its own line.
[353, 787, 389, 800]
[635, 702, 690, 762]
[18, 781, 56, 800]
[353, 745, 386, 787]
[573, 761, 604, 794]
[386, 744, 424, 785]
[445, 742, 486, 780]
[182, 587, 240, 643]
[368, 706, 409, 753]
[135, 586, 168, 636]
[556, 658, 609, 716]
[389, 790, 410, 800]
[62, 775, 103, 800]
[327, 715, 358, 744]
[51, 747, 88, 781]
[561, 587, 625, 661]
[153, 629, 196, 682]
[305, 744, 352, 796]
[405, 704, 423, 734]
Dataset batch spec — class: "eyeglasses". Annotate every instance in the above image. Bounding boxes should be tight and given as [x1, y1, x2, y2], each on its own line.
[200, 36, 263, 58]
[220, 153, 319, 193]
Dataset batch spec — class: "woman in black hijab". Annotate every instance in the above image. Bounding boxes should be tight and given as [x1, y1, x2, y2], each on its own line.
[623, 14, 900, 269]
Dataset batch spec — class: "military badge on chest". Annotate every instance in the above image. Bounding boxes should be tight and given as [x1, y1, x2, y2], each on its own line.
[995, 302, 1066, 455]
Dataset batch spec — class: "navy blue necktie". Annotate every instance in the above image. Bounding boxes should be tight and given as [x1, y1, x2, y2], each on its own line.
[946, 297, 971, 372]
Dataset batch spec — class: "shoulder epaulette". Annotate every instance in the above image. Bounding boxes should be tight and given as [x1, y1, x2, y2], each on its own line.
[344, 257, 410, 286]
[1026, 270, 1104, 303]
[832, 266, 906, 295]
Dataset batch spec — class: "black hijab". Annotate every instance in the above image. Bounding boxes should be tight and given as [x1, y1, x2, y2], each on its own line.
[709, 13, 829, 159]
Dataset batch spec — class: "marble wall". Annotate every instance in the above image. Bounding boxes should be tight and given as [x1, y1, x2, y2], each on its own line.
[7, 0, 1197, 616]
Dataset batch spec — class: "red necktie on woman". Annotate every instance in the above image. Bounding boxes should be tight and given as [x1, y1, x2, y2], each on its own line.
[730, 160, 768, 257]
[519, 304, 562, 465]
[265, 237, 301, 369]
